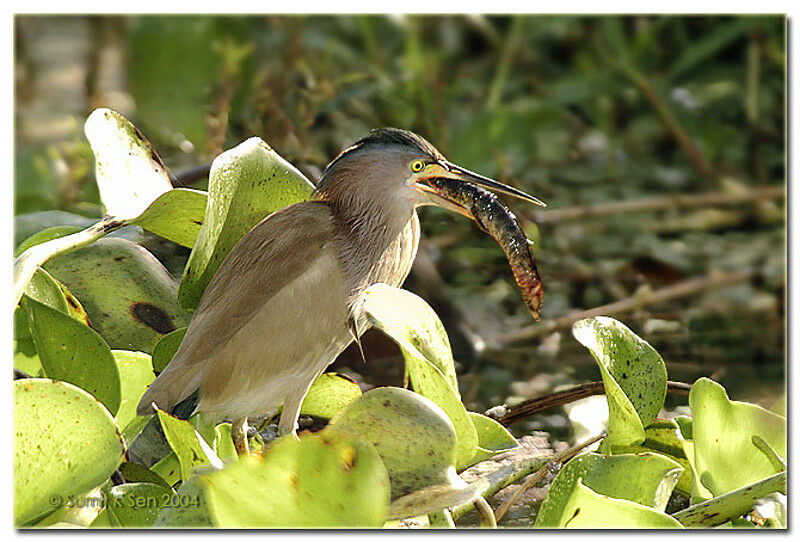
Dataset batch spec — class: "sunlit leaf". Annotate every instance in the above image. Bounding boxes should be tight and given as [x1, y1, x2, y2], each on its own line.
[300, 372, 362, 419]
[112, 350, 157, 431]
[469, 412, 518, 464]
[687, 378, 786, 498]
[194, 431, 389, 528]
[84, 108, 172, 220]
[14, 379, 125, 526]
[105, 482, 174, 528]
[178, 136, 315, 310]
[572, 317, 667, 451]
[131, 188, 207, 248]
[151, 327, 187, 373]
[536, 452, 683, 527]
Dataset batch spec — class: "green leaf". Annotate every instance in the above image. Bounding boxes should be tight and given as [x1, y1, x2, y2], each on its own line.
[105, 482, 174, 528]
[300, 372, 362, 419]
[118, 461, 172, 489]
[23, 267, 69, 313]
[328, 387, 476, 519]
[14, 379, 125, 526]
[469, 412, 518, 464]
[688, 378, 786, 498]
[535, 452, 684, 527]
[84, 108, 172, 220]
[178, 137, 315, 311]
[553, 479, 683, 528]
[14, 210, 97, 247]
[156, 408, 222, 482]
[572, 317, 667, 451]
[672, 471, 787, 527]
[112, 350, 157, 431]
[44, 237, 190, 353]
[151, 327, 187, 373]
[130, 188, 207, 248]
[22, 295, 121, 415]
[151, 452, 182, 487]
[195, 430, 389, 528]
[363, 284, 477, 469]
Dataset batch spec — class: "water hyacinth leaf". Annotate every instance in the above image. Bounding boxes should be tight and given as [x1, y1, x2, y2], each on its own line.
[130, 188, 207, 248]
[469, 412, 518, 464]
[154, 475, 213, 527]
[23, 267, 69, 313]
[213, 423, 238, 463]
[178, 137, 315, 310]
[151, 452, 182, 487]
[614, 419, 694, 496]
[363, 284, 477, 468]
[151, 327, 187, 373]
[14, 210, 98, 247]
[112, 351, 157, 431]
[535, 452, 683, 527]
[44, 238, 190, 353]
[84, 108, 172, 220]
[554, 479, 683, 529]
[327, 387, 476, 519]
[300, 372, 362, 419]
[688, 378, 786, 497]
[196, 431, 389, 528]
[14, 379, 125, 526]
[156, 408, 222, 482]
[105, 482, 174, 528]
[363, 284, 459, 392]
[572, 317, 667, 451]
[22, 295, 121, 415]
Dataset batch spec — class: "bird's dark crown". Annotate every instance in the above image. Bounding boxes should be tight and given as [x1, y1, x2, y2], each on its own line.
[322, 128, 444, 177]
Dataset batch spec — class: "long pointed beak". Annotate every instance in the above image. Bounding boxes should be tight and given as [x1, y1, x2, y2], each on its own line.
[438, 161, 546, 207]
[414, 161, 546, 218]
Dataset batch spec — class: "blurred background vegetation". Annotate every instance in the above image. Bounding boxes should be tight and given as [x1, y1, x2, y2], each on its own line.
[14, 15, 785, 445]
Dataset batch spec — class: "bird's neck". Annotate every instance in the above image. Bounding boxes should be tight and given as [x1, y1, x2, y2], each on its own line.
[325, 196, 420, 325]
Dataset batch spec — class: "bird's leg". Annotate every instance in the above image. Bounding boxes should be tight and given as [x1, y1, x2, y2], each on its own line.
[278, 378, 318, 438]
[231, 416, 250, 456]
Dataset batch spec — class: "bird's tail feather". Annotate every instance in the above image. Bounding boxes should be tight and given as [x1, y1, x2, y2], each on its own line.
[136, 365, 201, 417]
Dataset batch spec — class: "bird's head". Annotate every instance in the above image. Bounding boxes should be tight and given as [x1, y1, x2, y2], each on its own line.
[316, 128, 544, 224]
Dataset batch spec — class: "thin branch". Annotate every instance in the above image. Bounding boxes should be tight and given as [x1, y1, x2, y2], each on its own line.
[530, 186, 784, 225]
[494, 270, 753, 344]
[485, 381, 693, 427]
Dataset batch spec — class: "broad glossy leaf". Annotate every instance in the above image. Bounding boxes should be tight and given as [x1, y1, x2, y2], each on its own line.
[151, 327, 187, 373]
[536, 452, 683, 527]
[14, 379, 125, 526]
[131, 188, 207, 248]
[45, 237, 190, 353]
[84, 108, 172, 220]
[688, 378, 786, 497]
[178, 137, 315, 310]
[553, 479, 683, 528]
[118, 461, 172, 489]
[22, 295, 121, 415]
[112, 350, 157, 431]
[197, 431, 389, 528]
[14, 226, 83, 257]
[300, 372, 362, 419]
[328, 387, 476, 519]
[156, 409, 222, 482]
[151, 452, 182, 487]
[105, 482, 174, 528]
[469, 412, 518, 464]
[14, 210, 97, 247]
[572, 317, 667, 451]
[363, 284, 477, 469]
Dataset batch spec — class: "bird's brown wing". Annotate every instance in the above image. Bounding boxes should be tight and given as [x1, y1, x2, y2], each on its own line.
[178, 200, 340, 365]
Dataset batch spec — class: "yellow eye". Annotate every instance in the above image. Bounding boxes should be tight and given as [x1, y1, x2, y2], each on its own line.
[410, 160, 425, 173]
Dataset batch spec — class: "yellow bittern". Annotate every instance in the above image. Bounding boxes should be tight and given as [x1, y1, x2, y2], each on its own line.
[137, 128, 544, 454]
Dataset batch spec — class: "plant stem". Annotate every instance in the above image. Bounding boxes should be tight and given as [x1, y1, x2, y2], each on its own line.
[485, 381, 692, 426]
[13, 215, 125, 306]
[671, 471, 786, 527]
